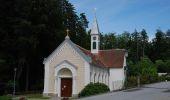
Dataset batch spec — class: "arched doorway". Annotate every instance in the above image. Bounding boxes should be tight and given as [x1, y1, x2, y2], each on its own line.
[58, 68, 72, 97]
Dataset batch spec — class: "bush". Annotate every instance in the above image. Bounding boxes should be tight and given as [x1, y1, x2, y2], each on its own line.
[140, 75, 158, 84]
[165, 77, 170, 81]
[127, 75, 159, 87]
[79, 83, 110, 97]
[158, 76, 166, 81]
[127, 76, 137, 87]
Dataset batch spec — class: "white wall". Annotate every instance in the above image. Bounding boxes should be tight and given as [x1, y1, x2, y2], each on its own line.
[84, 62, 90, 86]
[90, 65, 109, 86]
[109, 68, 124, 90]
[108, 55, 127, 91]
[43, 61, 50, 95]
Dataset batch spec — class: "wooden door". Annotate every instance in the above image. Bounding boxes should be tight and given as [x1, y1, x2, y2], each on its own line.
[61, 78, 72, 97]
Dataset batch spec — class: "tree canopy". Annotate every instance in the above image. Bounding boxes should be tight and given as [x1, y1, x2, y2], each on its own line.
[0, 0, 89, 92]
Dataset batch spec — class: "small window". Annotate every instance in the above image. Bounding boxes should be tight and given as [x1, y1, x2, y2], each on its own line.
[93, 37, 96, 40]
[93, 42, 96, 49]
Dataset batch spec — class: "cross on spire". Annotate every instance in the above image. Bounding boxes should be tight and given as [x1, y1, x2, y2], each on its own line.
[94, 8, 96, 13]
[94, 8, 97, 17]
[65, 28, 70, 39]
[66, 29, 70, 36]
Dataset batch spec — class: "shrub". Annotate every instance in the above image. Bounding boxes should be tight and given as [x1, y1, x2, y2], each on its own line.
[127, 75, 159, 87]
[127, 76, 137, 87]
[158, 76, 166, 81]
[140, 75, 158, 84]
[165, 77, 170, 81]
[79, 83, 110, 97]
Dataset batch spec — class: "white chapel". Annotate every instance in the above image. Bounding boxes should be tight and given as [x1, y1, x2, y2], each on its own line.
[43, 15, 128, 97]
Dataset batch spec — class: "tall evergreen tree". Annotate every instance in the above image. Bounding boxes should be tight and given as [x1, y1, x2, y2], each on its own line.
[140, 29, 148, 57]
[150, 29, 166, 61]
[0, 0, 89, 92]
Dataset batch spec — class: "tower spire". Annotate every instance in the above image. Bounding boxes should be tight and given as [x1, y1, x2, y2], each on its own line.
[94, 8, 97, 18]
[91, 8, 100, 35]
[91, 9, 100, 54]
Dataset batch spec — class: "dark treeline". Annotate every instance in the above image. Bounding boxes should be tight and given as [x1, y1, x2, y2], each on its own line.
[101, 29, 170, 62]
[101, 29, 170, 77]
[0, 0, 170, 95]
[0, 0, 89, 93]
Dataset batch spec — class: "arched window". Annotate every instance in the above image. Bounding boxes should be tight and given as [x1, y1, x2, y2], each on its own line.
[90, 72, 92, 82]
[58, 68, 72, 77]
[94, 73, 96, 83]
[93, 37, 96, 40]
[93, 42, 96, 49]
[102, 74, 104, 83]
[105, 74, 107, 84]
[98, 73, 100, 83]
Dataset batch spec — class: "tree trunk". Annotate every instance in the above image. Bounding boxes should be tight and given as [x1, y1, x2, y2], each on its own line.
[25, 63, 29, 92]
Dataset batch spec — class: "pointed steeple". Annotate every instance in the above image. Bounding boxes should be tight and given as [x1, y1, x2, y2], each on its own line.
[91, 12, 100, 35]
[91, 10, 100, 54]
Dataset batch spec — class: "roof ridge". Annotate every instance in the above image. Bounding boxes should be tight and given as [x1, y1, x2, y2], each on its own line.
[75, 44, 90, 52]
[75, 44, 125, 68]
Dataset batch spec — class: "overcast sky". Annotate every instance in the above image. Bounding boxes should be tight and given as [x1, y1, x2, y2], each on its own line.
[69, 0, 170, 40]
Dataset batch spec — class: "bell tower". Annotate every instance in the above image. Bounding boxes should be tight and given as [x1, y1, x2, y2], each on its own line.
[91, 13, 100, 54]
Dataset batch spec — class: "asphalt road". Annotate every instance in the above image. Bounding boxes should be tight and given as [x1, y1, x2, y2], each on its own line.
[78, 82, 170, 100]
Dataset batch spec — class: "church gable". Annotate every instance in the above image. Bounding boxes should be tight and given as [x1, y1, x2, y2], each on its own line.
[47, 40, 85, 68]
[44, 38, 90, 94]
[43, 39, 91, 65]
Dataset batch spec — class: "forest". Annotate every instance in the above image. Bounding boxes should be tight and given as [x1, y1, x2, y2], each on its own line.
[0, 0, 170, 94]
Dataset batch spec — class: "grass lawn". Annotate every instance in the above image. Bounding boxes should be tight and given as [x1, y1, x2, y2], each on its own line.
[26, 93, 49, 99]
[0, 95, 12, 100]
[0, 94, 49, 100]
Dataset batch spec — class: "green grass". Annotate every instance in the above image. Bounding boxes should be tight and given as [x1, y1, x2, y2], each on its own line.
[0, 95, 12, 100]
[27, 94, 49, 99]
[0, 94, 49, 100]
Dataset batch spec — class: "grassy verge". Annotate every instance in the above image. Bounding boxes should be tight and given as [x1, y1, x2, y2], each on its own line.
[0, 95, 12, 100]
[0, 94, 49, 100]
[26, 93, 49, 99]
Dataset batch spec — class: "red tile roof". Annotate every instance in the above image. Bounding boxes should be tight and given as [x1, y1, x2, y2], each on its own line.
[77, 45, 126, 68]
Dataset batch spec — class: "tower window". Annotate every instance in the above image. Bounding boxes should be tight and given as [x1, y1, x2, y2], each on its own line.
[93, 37, 96, 40]
[93, 42, 96, 49]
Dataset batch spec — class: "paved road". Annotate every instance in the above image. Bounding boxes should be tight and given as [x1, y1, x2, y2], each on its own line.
[78, 82, 170, 100]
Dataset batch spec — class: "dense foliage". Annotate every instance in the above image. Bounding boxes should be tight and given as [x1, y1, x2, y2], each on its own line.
[101, 29, 170, 87]
[79, 83, 110, 97]
[0, 0, 89, 93]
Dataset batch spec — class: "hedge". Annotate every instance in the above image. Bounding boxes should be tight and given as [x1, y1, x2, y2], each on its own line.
[79, 83, 110, 97]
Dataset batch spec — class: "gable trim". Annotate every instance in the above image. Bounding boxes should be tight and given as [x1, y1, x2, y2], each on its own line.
[43, 39, 91, 64]
[54, 60, 78, 69]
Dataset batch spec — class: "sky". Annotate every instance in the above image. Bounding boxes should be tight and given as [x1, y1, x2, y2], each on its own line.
[69, 0, 170, 40]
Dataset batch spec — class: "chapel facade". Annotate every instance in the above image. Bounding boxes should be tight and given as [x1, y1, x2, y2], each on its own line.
[43, 16, 128, 97]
